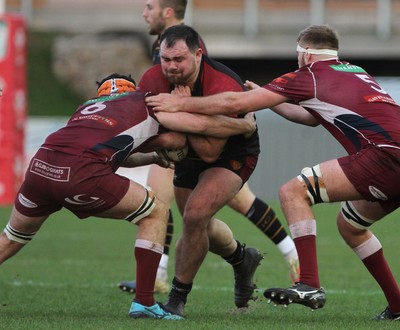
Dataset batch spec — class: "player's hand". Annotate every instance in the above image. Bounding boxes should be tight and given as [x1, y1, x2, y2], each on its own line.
[152, 151, 175, 169]
[244, 80, 261, 90]
[171, 85, 191, 96]
[243, 112, 257, 138]
[146, 93, 182, 112]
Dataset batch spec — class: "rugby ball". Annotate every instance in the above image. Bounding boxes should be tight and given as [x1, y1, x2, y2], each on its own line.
[164, 145, 188, 162]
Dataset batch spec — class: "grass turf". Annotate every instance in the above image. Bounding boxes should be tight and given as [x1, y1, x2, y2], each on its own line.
[1, 203, 399, 329]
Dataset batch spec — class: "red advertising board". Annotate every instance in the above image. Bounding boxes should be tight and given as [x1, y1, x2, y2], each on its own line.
[0, 13, 27, 205]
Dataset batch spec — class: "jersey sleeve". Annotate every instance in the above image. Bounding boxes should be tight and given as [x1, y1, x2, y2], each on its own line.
[138, 65, 170, 94]
[263, 69, 315, 103]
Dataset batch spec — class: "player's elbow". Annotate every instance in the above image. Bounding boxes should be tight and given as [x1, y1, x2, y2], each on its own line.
[193, 120, 210, 135]
[304, 116, 320, 127]
[309, 120, 320, 127]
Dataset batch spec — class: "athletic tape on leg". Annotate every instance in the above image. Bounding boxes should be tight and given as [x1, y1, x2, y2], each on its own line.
[3, 223, 36, 244]
[341, 201, 375, 230]
[125, 187, 156, 223]
[353, 235, 382, 260]
[297, 165, 329, 205]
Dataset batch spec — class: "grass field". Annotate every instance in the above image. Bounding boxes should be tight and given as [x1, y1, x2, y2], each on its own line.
[1, 202, 399, 329]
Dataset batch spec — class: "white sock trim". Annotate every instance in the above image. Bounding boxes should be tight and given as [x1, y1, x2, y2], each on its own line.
[159, 253, 169, 269]
[135, 239, 163, 254]
[353, 235, 382, 260]
[277, 235, 297, 257]
[156, 254, 169, 281]
[289, 219, 317, 239]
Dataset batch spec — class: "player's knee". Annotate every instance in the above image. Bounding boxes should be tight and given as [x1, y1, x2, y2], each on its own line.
[183, 208, 208, 231]
[125, 187, 162, 224]
[279, 178, 305, 205]
[339, 201, 375, 231]
[294, 165, 330, 205]
[279, 181, 294, 202]
[152, 198, 169, 224]
[337, 207, 372, 247]
[337, 212, 351, 237]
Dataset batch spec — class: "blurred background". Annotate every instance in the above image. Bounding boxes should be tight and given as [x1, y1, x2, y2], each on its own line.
[1, 0, 400, 204]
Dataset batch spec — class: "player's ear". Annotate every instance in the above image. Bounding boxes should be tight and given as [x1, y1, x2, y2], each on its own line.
[195, 48, 202, 59]
[163, 7, 174, 19]
[303, 51, 313, 64]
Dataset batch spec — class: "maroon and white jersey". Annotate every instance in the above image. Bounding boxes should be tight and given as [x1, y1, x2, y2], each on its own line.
[264, 59, 400, 154]
[42, 91, 160, 171]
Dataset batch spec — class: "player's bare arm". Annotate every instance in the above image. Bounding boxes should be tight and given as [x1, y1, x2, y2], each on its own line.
[242, 81, 318, 126]
[121, 132, 187, 169]
[271, 103, 320, 127]
[138, 131, 188, 152]
[122, 152, 173, 169]
[244, 80, 261, 90]
[164, 84, 230, 162]
[146, 87, 288, 116]
[155, 111, 256, 138]
[188, 134, 227, 163]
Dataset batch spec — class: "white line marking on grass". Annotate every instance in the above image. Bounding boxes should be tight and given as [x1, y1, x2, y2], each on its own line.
[5, 280, 384, 296]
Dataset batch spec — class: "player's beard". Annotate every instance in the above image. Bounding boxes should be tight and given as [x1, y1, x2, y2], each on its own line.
[164, 58, 198, 86]
[148, 14, 166, 35]
[165, 71, 184, 85]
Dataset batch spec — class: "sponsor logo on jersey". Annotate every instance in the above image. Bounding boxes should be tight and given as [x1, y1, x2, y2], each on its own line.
[272, 73, 296, 85]
[70, 114, 117, 126]
[369, 185, 388, 200]
[30, 158, 70, 182]
[64, 194, 100, 205]
[364, 94, 397, 105]
[330, 64, 366, 73]
[18, 193, 38, 208]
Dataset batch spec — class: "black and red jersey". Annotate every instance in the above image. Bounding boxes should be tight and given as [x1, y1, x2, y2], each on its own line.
[140, 55, 260, 160]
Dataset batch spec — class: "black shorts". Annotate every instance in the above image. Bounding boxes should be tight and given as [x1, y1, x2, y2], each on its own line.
[173, 155, 258, 189]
